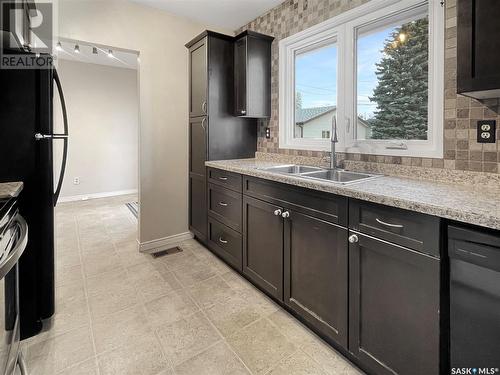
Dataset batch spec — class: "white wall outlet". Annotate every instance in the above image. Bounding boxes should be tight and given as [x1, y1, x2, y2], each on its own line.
[73, 177, 80, 185]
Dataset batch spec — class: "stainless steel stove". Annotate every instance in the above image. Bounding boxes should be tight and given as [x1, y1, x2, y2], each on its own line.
[0, 199, 28, 375]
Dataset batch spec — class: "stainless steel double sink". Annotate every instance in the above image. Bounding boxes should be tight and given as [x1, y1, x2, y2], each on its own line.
[257, 164, 381, 185]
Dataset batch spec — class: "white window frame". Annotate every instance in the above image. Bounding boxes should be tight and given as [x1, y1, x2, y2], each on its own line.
[279, 0, 444, 158]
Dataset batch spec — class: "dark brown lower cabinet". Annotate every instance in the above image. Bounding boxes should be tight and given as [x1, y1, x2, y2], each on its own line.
[189, 174, 207, 242]
[242, 195, 283, 300]
[349, 232, 440, 375]
[284, 211, 348, 348]
[188, 116, 207, 243]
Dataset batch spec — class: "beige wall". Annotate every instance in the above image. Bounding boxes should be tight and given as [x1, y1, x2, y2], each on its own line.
[58, 0, 230, 244]
[54, 59, 138, 199]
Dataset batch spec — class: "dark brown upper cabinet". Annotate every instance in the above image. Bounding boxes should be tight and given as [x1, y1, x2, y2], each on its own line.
[457, 0, 500, 99]
[188, 38, 208, 118]
[234, 31, 274, 118]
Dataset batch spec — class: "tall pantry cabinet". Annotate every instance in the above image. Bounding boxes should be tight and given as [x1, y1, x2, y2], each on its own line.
[186, 31, 258, 243]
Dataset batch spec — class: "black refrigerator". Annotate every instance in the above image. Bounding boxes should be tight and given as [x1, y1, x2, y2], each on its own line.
[0, 46, 69, 339]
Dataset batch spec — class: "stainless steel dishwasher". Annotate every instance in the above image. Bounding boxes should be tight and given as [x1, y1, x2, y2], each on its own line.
[448, 225, 500, 371]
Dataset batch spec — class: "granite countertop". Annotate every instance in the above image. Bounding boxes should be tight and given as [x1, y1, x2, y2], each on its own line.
[206, 159, 500, 231]
[0, 182, 23, 199]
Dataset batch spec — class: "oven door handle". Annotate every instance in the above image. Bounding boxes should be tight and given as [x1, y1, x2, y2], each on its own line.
[0, 215, 28, 280]
[17, 350, 27, 375]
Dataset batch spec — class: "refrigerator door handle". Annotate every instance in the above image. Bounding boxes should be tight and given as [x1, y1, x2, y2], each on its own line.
[35, 133, 68, 140]
[53, 69, 69, 207]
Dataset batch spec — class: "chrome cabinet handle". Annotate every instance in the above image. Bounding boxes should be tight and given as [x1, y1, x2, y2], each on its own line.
[281, 211, 290, 219]
[219, 202, 228, 207]
[348, 234, 359, 243]
[274, 209, 282, 216]
[219, 237, 228, 244]
[218, 177, 228, 181]
[202, 101, 207, 113]
[239, 109, 246, 115]
[201, 118, 206, 131]
[375, 218, 404, 229]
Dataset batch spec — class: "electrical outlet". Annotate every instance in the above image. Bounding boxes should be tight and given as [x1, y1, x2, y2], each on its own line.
[477, 120, 496, 143]
[265, 127, 271, 139]
[73, 177, 80, 185]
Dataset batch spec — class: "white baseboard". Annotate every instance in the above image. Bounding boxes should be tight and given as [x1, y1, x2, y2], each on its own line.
[58, 189, 138, 203]
[139, 232, 194, 254]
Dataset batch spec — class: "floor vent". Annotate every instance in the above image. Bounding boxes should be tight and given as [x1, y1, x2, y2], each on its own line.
[152, 247, 183, 258]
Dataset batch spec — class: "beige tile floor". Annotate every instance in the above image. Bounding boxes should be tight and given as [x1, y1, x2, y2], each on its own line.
[23, 194, 364, 375]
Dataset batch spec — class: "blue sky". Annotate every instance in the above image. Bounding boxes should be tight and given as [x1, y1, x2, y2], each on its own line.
[295, 26, 395, 118]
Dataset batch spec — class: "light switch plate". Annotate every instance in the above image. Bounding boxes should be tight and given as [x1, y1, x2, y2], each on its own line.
[477, 120, 496, 143]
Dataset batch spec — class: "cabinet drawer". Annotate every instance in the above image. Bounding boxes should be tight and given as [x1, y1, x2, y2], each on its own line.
[208, 168, 242, 192]
[243, 176, 347, 226]
[208, 183, 242, 232]
[349, 200, 441, 256]
[208, 217, 242, 271]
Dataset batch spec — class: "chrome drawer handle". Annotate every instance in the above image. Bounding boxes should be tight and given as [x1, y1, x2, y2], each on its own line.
[375, 218, 403, 229]
[274, 209, 282, 216]
[281, 211, 290, 219]
[348, 234, 359, 243]
[219, 202, 228, 207]
[219, 237, 228, 244]
[218, 177, 228, 181]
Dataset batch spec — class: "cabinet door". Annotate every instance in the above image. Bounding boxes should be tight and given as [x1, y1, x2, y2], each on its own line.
[234, 36, 247, 116]
[189, 116, 207, 241]
[284, 211, 348, 348]
[189, 38, 208, 117]
[189, 175, 207, 241]
[457, 0, 500, 98]
[349, 233, 440, 375]
[243, 195, 283, 300]
[189, 117, 207, 176]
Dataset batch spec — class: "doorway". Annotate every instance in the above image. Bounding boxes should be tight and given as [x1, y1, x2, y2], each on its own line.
[52, 38, 140, 216]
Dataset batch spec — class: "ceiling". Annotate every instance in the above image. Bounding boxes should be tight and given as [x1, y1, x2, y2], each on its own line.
[131, 0, 284, 30]
[56, 40, 138, 70]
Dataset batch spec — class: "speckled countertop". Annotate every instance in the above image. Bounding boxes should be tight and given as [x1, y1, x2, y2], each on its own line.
[206, 159, 500, 231]
[0, 182, 23, 199]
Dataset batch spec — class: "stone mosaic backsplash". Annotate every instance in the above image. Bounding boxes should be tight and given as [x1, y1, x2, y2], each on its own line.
[236, 0, 500, 174]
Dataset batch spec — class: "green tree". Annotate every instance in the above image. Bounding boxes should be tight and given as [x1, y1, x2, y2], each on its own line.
[369, 18, 429, 140]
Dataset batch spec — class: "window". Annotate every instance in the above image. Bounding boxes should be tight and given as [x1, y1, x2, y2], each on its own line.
[279, 0, 444, 157]
[356, 15, 429, 141]
[294, 42, 337, 140]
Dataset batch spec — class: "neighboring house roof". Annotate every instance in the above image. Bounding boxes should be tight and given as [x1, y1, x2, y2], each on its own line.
[295, 106, 336, 124]
[357, 117, 370, 129]
[296, 105, 371, 129]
